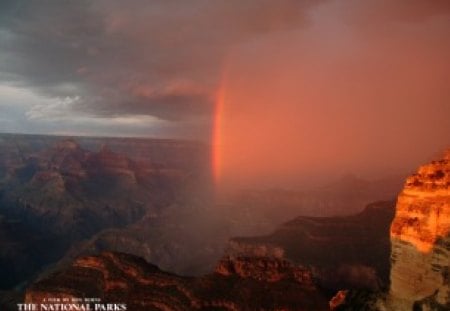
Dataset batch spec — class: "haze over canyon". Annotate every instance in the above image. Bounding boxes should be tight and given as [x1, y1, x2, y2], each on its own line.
[0, 1, 449, 310]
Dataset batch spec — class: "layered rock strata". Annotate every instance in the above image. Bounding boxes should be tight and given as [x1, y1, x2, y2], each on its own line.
[26, 252, 329, 311]
[388, 150, 450, 310]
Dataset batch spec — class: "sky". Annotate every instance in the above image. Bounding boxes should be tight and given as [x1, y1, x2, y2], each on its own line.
[0, 0, 449, 187]
[0, 0, 321, 138]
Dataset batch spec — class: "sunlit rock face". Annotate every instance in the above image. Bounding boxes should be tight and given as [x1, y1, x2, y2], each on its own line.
[388, 150, 449, 310]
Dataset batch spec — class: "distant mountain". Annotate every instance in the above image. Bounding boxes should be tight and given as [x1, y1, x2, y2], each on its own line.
[0, 133, 210, 176]
[223, 174, 403, 237]
[0, 138, 173, 237]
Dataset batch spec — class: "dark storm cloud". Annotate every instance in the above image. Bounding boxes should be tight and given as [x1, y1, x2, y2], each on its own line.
[0, 0, 320, 122]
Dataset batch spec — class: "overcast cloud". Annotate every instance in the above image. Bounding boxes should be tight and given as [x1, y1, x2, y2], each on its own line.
[0, 0, 323, 138]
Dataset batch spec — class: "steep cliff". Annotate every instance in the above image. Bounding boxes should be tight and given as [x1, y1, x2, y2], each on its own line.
[388, 150, 450, 310]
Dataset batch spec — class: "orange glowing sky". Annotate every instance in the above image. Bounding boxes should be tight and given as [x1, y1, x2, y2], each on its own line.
[212, 1, 450, 190]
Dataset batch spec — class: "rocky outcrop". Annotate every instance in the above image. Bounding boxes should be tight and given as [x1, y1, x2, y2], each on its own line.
[25, 252, 329, 311]
[329, 290, 348, 310]
[215, 256, 314, 284]
[225, 200, 396, 292]
[388, 150, 450, 310]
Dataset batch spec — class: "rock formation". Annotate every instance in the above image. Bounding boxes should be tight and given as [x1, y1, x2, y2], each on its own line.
[329, 290, 348, 310]
[388, 150, 450, 310]
[25, 252, 329, 311]
[215, 255, 314, 284]
[226, 200, 396, 293]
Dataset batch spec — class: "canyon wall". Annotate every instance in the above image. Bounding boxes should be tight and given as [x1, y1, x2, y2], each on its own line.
[388, 150, 449, 310]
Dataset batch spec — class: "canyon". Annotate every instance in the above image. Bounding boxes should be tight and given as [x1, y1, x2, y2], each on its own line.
[0, 133, 447, 310]
[0, 133, 210, 290]
[22, 149, 450, 311]
[0, 133, 402, 292]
